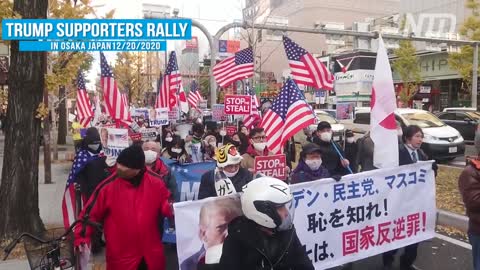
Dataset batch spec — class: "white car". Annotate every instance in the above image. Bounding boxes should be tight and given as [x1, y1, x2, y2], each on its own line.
[442, 107, 477, 113]
[352, 108, 465, 160]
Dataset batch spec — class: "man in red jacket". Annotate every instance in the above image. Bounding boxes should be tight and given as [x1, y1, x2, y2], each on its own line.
[75, 145, 173, 270]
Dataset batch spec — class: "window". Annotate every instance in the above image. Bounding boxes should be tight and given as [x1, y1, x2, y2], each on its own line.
[354, 112, 370, 124]
[400, 112, 445, 128]
[455, 113, 468, 121]
[438, 113, 455, 120]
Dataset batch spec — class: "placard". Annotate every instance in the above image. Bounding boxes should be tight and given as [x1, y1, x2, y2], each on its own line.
[149, 108, 169, 127]
[224, 95, 251, 115]
[174, 162, 436, 269]
[141, 128, 158, 141]
[168, 107, 180, 121]
[212, 104, 227, 121]
[336, 102, 355, 120]
[225, 125, 237, 136]
[254, 154, 287, 180]
[99, 128, 129, 157]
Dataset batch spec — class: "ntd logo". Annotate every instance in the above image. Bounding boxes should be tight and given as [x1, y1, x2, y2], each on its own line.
[403, 13, 456, 37]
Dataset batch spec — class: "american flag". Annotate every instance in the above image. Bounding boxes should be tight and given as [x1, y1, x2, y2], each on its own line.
[62, 150, 99, 229]
[242, 82, 261, 128]
[75, 72, 93, 127]
[283, 36, 334, 90]
[260, 79, 315, 154]
[213, 47, 254, 87]
[188, 80, 203, 109]
[100, 52, 131, 123]
[156, 51, 180, 110]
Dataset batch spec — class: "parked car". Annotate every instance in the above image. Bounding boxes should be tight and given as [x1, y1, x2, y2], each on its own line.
[308, 110, 346, 142]
[442, 107, 477, 113]
[349, 108, 465, 161]
[436, 111, 480, 142]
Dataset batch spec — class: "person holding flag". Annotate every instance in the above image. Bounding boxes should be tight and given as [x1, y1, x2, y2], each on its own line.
[62, 127, 109, 254]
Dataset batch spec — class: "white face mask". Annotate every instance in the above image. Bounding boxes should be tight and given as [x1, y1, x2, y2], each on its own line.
[346, 137, 355, 144]
[320, 132, 332, 142]
[171, 148, 182, 154]
[165, 137, 173, 142]
[88, 144, 100, 152]
[219, 130, 227, 137]
[224, 169, 239, 178]
[253, 142, 267, 152]
[144, 150, 158, 164]
[305, 159, 322, 170]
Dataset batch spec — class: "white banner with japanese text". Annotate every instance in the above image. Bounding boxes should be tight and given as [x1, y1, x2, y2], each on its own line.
[173, 161, 436, 270]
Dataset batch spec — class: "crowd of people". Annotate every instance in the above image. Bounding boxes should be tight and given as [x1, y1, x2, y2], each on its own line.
[68, 113, 441, 270]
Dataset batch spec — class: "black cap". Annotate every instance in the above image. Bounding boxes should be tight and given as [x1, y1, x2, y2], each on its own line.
[117, 145, 145, 169]
[300, 143, 323, 159]
[84, 127, 101, 145]
[345, 129, 354, 137]
[317, 121, 332, 131]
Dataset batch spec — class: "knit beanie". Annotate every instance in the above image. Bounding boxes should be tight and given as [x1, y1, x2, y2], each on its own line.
[116, 145, 145, 169]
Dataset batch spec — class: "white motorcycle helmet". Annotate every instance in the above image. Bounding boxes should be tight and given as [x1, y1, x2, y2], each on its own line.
[241, 176, 294, 231]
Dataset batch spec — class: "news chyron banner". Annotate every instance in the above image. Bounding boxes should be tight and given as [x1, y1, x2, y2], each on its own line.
[1, 19, 192, 51]
[174, 161, 436, 269]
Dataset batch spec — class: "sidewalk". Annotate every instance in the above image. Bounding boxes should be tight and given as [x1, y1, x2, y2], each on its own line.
[0, 134, 107, 269]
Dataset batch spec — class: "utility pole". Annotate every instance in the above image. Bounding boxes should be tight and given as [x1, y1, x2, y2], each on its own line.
[473, 43, 478, 109]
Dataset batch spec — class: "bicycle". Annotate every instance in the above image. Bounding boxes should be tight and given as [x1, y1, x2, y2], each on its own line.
[2, 218, 102, 270]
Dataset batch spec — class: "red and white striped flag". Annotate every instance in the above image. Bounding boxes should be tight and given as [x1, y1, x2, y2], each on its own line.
[188, 80, 203, 109]
[213, 47, 254, 87]
[371, 36, 399, 168]
[156, 51, 181, 110]
[243, 82, 261, 128]
[75, 71, 93, 127]
[283, 36, 333, 90]
[260, 79, 315, 154]
[100, 52, 131, 123]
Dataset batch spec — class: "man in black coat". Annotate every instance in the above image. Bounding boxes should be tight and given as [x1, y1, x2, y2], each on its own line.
[313, 121, 351, 176]
[383, 125, 437, 270]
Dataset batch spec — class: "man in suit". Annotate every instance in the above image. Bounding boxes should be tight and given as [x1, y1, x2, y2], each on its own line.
[383, 125, 437, 270]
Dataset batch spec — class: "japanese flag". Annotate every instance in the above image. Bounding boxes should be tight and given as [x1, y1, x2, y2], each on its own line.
[370, 36, 399, 168]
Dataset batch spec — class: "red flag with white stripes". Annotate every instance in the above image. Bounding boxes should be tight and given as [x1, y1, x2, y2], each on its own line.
[100, 52, 131, 122]
[75, 72, 93, 127]
[260, 79, 315, 154]
[283, 36, 333, 90]
[156, 51, 181, 110]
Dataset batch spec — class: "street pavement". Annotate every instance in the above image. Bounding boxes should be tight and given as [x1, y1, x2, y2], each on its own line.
[0, 134, 475, 270]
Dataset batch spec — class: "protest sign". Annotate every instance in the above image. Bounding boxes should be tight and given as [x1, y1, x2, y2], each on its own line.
[141, 128, 157, 141]
[174, 162, 436, 269]
[212, 104, 227, 121]
[224, 95, 251, 115]
[129, 133, 142, 141]
[225, 125, 237, 136]
[254, 154, 287, 180]
[132, 108, 149, 118]
[336, 102, 355, 120]
[99, 128, 129, 157]
[168, 107, 180, 121]
[150, 108, 169, 127]
[160, 159, 216, 244]
[199, 100, 208, 110]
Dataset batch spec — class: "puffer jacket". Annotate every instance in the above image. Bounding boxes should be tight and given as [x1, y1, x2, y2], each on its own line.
[459, 159, 480, 235]
[216, 216, 314, 270]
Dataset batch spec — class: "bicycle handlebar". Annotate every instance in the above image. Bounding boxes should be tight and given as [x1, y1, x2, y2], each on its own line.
[2, 218, 102, 261]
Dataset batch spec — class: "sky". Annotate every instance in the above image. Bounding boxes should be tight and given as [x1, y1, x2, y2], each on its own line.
[86, 0, 244, 90]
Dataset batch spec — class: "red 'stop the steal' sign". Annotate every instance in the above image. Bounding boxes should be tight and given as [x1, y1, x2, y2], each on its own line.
[224, 95, 251, 115]
[254, 154, 287, 180]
